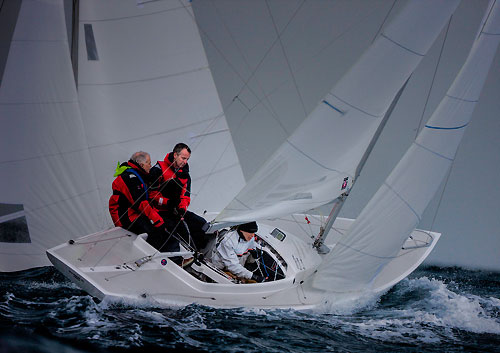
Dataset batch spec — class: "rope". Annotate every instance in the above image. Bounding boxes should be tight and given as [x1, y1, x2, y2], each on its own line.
[72, 234, 130, 245]
[258, 247, 270, 278]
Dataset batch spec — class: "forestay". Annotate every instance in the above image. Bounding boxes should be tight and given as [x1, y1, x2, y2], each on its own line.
[215, 0, 460, 223]
[313, 0, 500, 293]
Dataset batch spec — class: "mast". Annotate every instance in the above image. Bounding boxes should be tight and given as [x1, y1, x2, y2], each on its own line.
[312, 80, 409, 254]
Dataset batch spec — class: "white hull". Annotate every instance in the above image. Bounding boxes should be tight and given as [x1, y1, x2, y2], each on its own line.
[47, 219, 439, 309]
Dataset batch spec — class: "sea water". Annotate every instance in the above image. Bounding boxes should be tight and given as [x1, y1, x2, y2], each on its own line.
[0, 266, 499, 352]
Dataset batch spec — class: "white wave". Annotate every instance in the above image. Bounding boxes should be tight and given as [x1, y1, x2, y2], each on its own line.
[290, 274, 500, 345]
[344, 275, 500, 344]
[134, 309, 169, 324]
[401, 276, 500, 334]
[2, 292, 15, 303]
[98, 295, 164, 310]
[354, 317, 443, 344]
[127, 327, 142, 345]
[21, 279, 80, 291]
[97, 294, 191, 311]
[240, 307, 270, 316]
[312, 290, 384, 315]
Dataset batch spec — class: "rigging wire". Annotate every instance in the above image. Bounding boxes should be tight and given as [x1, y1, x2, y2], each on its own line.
[218, 0, 306, 118]
[176, 0, 396, 204]
[218, 0, 386, 139]
[208, 0, 299, 122]
[370, 0, 397, 44]
[92, 1, 445, 266]
[182, 0, 393, 217]
[429, 167, 453, 233]
[195, 0, 308, 146]
[414, 16, 453, 140]
[413, 15, 453, 232]
[265, 0, 308, 119]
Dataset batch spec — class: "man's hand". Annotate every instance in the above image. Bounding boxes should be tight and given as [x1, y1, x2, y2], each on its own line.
[251, 273, 265, 283]
[153, 219, 164, 228]
[173, 207, 186, 220]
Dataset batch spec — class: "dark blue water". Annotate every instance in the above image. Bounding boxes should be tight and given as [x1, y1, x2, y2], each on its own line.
[1, 266, 499, 352]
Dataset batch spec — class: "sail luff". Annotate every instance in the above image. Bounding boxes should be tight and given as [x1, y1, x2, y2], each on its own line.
[312, 1, 500, 293]
[215, 0, 460, 224]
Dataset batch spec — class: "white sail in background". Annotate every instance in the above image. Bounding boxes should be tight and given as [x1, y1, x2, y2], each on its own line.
[0, 0, 244, 271]
[0, 0, 102, 271]
[77, 0, 245, 217]
[313, 0, 500, 293]
[215, 0, 460, 223]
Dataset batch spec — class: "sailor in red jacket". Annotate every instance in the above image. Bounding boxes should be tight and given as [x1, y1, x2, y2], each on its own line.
[109, 151, 179, 253]
[149, 143, 209, 251]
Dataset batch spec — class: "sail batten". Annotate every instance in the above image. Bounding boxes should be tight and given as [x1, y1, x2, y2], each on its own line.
[424, 124, 469, 130]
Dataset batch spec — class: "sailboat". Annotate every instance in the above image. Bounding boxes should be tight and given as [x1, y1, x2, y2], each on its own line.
[3, 0, 499, 308]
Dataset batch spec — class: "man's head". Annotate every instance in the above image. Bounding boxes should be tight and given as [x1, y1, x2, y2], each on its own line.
[238, 221, 258, 241]
[172, 143, 191, 169]
[131, 151, 152, 173]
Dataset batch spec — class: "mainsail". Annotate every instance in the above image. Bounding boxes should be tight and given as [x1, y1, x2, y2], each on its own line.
[215, 0, 460, 223]
[313, 0, 500, 293]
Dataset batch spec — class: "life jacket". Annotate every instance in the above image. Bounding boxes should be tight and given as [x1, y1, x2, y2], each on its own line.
[108, 161, 163, 229]
[149, 153, 191, 212]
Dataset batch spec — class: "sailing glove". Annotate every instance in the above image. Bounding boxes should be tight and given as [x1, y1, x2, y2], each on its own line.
[152, 219, 164, 228]
[251, 273, 265, 283]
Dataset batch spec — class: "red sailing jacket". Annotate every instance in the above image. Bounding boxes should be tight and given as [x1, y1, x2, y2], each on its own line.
[149, 152, 191, 212]
[108, 161, 164, 229]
